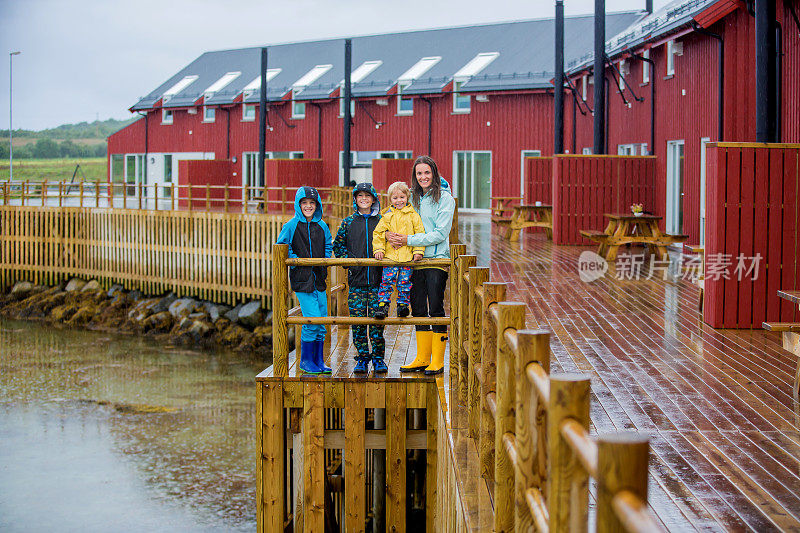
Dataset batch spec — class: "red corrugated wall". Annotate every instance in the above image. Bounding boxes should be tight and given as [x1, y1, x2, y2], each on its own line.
[177, 159, 233, 209]
[525, 157, 553, 204]
[371, 158, 413, 192]
[552, 155, 656, 245]
[704, 143, 800, 328]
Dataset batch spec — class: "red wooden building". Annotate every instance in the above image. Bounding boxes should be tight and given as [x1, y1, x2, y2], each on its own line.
[107, 12, 642, 211]
[565, 0, 800, 245]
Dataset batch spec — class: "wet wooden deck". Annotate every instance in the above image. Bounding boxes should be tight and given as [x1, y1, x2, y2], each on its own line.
[464, 213, 800, 531]
[260, 213, 799, 531]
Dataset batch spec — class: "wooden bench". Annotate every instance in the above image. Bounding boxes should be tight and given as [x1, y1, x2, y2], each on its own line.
[579, 230, 609, 243]
[762, 322, 800, 333]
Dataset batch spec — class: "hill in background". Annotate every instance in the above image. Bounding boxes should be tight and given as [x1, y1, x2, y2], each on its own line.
[0, 117, 137, 159]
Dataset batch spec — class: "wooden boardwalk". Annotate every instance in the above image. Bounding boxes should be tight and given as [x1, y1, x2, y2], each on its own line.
[466, 213, 799, 532]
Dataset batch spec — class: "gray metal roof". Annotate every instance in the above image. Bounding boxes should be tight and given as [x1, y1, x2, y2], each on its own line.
[566, 0, 718, 73]
[131, 11, 642, 111]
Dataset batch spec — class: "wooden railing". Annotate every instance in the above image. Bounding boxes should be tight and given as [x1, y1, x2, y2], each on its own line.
[0, 180, 358, 216]
[450, 249, 663, 532]
[0, 205, 289, 304]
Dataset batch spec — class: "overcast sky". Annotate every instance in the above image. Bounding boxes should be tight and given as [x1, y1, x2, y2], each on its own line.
[0, 0, 673, 131]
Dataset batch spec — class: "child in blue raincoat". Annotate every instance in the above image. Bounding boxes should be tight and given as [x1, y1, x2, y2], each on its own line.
[276, 187, 333, 374]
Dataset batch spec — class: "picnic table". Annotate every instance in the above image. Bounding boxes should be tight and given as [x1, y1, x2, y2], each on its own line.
[490, 196, 522, 219]
[494, 204, 553, 241]
[764, 290, 800, 397]
[579, 213, 688, 261]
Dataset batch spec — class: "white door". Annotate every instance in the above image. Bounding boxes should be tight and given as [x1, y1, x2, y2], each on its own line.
[699, 138, 710, 246]
[666, 140, 685, 236]
[124, 154, 144, 202]
[453, 151, 492, 211]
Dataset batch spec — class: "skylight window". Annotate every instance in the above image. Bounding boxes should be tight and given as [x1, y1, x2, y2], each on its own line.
[341, 60, 383, 84]
[204, 72, 241, 98]
[243, 68, 282, 92]
[293, 64, 333, 89]
[397, 56, 442, 82]
[162, 75, 199, 101]
[454, 52, 499, 78]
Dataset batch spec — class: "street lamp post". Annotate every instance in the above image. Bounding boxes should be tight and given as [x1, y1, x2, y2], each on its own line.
[9, 51, 21, 181]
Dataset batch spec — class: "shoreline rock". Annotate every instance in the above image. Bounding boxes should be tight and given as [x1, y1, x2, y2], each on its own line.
[0, 279, 277, 359]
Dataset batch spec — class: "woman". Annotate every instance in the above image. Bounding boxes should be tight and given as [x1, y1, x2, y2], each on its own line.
[388, 155, 456, 375]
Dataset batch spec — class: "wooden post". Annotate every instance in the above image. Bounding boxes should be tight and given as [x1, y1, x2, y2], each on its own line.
[138, 182, 142, 210]
[272, 244, 289, 377]
[514, 330, 550, 531]
[282, 186, 287, 215]
[596, 435, 650, 533]
[95, 181, 100, 207]
[224, 184, 230, 213]
[22, 180, 28, 206]
[457, 254, 476, 404]
[494, 302, 526, 533]
[261, 381, 285, 533]
[386, 382, 407, 532]
[109, 179, 114, 208]
[79, 180, 84, 208]
[480, 282, 506, 481]
[344, 382, 366, 532]
[153, 182, 159, 210]
[548, 374, 591, 533]
[303, 381, 325, 532]
[188, 184, 193, 211]
[426, 381, 438, 532]
[58, 181, 63, 207]
[41, 180, 47, 206]
[449, 243, 466, 385]
[205, 183, 210, 211]
[468, 266, 490, 438]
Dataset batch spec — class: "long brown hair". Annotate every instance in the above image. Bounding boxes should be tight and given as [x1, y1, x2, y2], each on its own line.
[410, 155, 441, 210]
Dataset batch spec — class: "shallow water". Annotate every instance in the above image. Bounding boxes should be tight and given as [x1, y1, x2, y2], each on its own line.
[0, 318, 265, 532]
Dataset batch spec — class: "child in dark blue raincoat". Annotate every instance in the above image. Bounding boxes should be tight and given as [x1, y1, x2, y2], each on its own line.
[332, 182, 386, 374]
[276, 187, 333, 374]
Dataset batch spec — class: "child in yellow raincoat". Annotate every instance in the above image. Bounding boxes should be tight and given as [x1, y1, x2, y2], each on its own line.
[372, 181, 425, 319]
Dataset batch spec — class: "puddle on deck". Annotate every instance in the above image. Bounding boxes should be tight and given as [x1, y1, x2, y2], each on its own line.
[0, 318, 265, 531]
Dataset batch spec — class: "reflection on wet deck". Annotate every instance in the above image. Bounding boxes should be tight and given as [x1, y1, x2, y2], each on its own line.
[461, 213, 800, 531]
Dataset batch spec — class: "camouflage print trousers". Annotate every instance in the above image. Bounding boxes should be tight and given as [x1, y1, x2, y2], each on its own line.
[348, 287, 385, 361]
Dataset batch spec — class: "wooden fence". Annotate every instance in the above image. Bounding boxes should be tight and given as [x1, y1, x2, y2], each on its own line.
[552, 156, 657, 245]
[256, 244, 662, 532]
[704, 143, 800, 328]
[0, 206, 289, 304]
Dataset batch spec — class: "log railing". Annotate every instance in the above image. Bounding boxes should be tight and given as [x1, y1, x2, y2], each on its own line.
[451, 250, 664, 532]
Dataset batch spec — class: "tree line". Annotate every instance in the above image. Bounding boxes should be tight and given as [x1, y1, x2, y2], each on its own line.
[0, 118, 135, 140]
[0, 139, 107, 159]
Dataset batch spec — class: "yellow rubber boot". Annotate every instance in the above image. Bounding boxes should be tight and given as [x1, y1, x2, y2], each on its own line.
[424, 333, 447, 375]
[400, 331, 433, 372]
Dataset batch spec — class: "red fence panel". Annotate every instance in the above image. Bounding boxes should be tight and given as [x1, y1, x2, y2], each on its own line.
[525, 157, 552, 204]
[371, 159, 413, 193]
[552, 155, 657, 245]
[265, 159, 324, 212]
[703, 143, 800, 328]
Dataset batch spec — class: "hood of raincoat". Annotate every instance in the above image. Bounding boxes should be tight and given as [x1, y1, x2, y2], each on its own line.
[294, 186, 324, 222]
[351, 182, 380, 216]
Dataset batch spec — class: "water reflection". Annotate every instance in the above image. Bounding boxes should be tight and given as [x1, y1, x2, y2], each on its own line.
[0, 318, 262, 531]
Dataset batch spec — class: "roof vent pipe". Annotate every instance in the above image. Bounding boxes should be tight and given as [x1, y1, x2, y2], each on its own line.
[755, 0, 777, 142]
[342, 38, 352, 187]
[554, 0, 565, 154]
[593, 0, 606, 154]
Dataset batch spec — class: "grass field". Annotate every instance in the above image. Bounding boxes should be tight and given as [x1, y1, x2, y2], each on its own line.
[0, 158, 107, 182]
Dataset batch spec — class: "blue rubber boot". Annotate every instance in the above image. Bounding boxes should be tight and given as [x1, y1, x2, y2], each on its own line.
[298, 340, 322, 375]
[372, 354, 388, 374]
[353, 357, 369, 374]
[314, 340, 332, 374]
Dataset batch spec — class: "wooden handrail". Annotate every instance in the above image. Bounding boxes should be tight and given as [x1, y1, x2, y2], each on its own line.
[560, 418, 598, 478]
[613, 490, 663, 533]
[525, 488, 550, 533]
[286, 316, 449, 326]
[526, 362, 550, 403]
[285, 257, 450, 267]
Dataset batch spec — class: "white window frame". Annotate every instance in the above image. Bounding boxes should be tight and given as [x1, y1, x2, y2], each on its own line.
[582, 147, 593, 155]
[291, 89, 306, 119]
[617, 144, 636, 155]
[162, 109, 173, 125]
[453, 79, 470, 113]
[520, 150, 542, 198]
[642, 49, 650, 84]
[640, 143, 649, 155]
[397, 82, 413, 116]
[582, 75, 588, 100]
[242, 103, 256, 122]
[666, 40, 681, 77]
[338, 97, 356, 118]
[203, 106, 215, 123]
[618, 59, 627, 91]
[699, 137, 711, 246]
